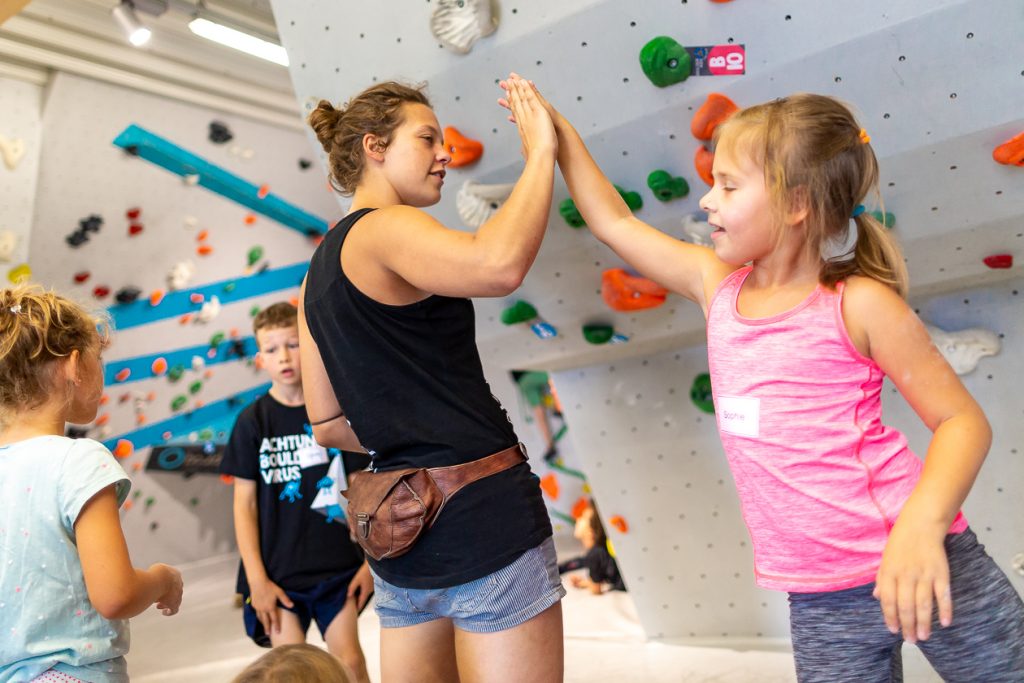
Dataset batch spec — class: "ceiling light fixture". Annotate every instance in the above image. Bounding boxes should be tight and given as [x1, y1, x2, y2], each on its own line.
[111, 1, 152, 47]
[188, 14, 288, 66]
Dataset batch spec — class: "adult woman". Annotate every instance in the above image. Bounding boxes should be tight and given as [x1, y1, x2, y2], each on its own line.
[299, 79, 563, 683]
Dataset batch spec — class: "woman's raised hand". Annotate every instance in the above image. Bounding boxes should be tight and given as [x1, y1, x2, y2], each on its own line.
[498, 73, 557, 161]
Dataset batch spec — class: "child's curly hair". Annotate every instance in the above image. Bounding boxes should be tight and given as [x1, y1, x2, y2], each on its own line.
[0, 285, 109, 428]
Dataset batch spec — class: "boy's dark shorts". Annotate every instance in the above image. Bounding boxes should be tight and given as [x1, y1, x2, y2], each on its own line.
[243, 568, 371, 647]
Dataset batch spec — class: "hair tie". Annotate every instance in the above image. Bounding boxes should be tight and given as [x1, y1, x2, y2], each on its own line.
[858, 128, 871, 144]
[8, 304, 21, 314]
[851, 204, 866, 218]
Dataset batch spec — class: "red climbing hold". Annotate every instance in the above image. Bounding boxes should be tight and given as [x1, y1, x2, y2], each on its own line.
[609, 515, 629, 534]
[128, 223, 144, 236]
[443, 127, 483, 168]
[983, 254, 1013, 269]
[126, 207, 141, 219]
[691, 93, 738, 141]
[73, 271, 90, 284]
[571, 496, 589, 520]
[220, 474, 235, 485]
[602, 268, 668, 311]
[695, 146, 715, 186]
[993, 131, 1024, 166]
[190, 293, 205, 304]
[92, 285, 110, 299]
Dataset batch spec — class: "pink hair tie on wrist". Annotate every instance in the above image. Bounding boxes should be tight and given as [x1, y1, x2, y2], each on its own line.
[858, 128, 871, 144]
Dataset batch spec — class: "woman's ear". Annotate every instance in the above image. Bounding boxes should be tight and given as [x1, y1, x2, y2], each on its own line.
[362, 133, 386, 162]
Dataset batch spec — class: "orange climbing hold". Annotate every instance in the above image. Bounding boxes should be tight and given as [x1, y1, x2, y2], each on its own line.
[571, 496, 589, 520]
[244, 213, 257, 225]
[149, 290, 165, 306]
[136, 414, 147, 426]
[443, 127, 483, 168]
[123, 499, 134, 510]
[179, 314, 193, 325]
[94, 413, 110, 427]
[695, 146, 715, 186]
[601, 268, 668, 311]
[190, 293, 205, 304]
[539, 473, 560, 500]
[691, 93, 738, 141]
[197, 244, 214, 256]
[257, 184, 270, 198]
[114, 368, 131, 382]
[196, 229, 209, 241]
[993, 131, 1024, 166]
[609, 515, 629, 534]
[151, 357, 168, 375]
[100, 394, 110, 406]
[220, 474, 235, 485]
[113, 439, 134, 459]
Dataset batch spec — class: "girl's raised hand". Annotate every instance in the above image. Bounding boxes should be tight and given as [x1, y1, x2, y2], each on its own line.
[498, 74, 557, 160]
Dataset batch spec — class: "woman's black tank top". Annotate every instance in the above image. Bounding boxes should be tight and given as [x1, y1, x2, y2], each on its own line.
[304, 208, 551, 588]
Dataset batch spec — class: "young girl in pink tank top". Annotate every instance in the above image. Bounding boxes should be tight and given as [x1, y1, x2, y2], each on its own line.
[499, 76, 1024, 681]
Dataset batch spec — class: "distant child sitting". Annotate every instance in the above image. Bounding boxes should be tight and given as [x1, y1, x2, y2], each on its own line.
[0, 285, 183, 682]
[563, 500, 626, 594]
[220, 302, 370, 683]
[232, 643, 351, 683]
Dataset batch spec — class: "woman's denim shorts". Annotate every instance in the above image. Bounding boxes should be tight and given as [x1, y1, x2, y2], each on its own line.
[370, 536, 566, 633]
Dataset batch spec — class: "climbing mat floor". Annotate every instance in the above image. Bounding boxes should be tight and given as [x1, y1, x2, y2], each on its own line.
[128, 537, 942, 682]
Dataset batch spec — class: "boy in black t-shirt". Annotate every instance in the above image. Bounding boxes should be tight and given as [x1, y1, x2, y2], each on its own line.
[220, 303, 371, 683]
[565, 499, 627, 594]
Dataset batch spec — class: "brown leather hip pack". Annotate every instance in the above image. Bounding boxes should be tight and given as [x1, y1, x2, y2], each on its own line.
[343, 443, 527, 561]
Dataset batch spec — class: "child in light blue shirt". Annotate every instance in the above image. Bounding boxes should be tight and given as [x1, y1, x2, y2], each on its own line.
[0, 286, 183, 682]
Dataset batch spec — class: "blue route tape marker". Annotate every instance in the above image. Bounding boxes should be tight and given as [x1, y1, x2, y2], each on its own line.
[113, 124, 331, 237]
[102, 382, 270, 453]
[107, 262, 307, 331]
[105, 336, 259, 385]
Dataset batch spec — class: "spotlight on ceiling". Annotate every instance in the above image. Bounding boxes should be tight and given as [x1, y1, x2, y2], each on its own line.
[111, 1, 152, 47]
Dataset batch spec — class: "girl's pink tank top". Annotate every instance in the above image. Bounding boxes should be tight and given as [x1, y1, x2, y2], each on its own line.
[706, 267, 966, 592]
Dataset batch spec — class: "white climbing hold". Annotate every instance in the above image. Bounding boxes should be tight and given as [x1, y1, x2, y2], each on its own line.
[681, 213, 713, 247]
[430, 0, 499, 54]
[0, 134, 26, 170]
[456, 180, 515, 228]
[926, 325, 1001, 375]
[196, 296, 221, 324]
[0, 230, 18, 263]
[191, 355, 206, 372]
[166, 261, 196, 291]
[183, 174, 200, 186]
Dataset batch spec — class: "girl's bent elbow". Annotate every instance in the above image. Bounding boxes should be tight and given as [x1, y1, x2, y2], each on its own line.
[92, 594, 132, 620]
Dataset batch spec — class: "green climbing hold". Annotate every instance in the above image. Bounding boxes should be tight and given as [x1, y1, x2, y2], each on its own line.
[198, 428, 214, 441]
[168, 365, 185, 382]
[190, 497, 199, 507]
[647, 170, 690, 202]
[145, 496, 155, 509]
[582, 324, 615, 345]
[249, 305, 261, 318]
[639, 36, 693, 88]
[133, 490, 142, 500]
[501, 300, 538, 325]
[171, 395, 188, 411]
[559, 198, 585, 228]
[189, 380, 203, 395]
[870, 210, 896, 228]
[614, 185, 643, 212]
[247, 246, 264, 266]
[209, 331, 225, 348]
[690, 372, 715, 414]
[223, 281, 237, 293]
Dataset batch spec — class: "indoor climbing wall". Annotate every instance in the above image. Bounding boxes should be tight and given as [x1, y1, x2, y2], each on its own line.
[27, 72, 342, 565]
[271, 0, 1023, 641]
[0, 75, 42, 285]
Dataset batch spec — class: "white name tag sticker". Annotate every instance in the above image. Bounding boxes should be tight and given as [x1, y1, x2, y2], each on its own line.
[717, 396, 760, 438]
[296, 444, 329, 469]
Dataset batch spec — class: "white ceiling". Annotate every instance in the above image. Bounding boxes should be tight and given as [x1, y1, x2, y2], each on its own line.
[0, 0, 300, 127]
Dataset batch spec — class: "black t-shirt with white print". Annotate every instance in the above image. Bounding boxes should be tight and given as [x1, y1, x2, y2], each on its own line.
[220, 393, 366, 593]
